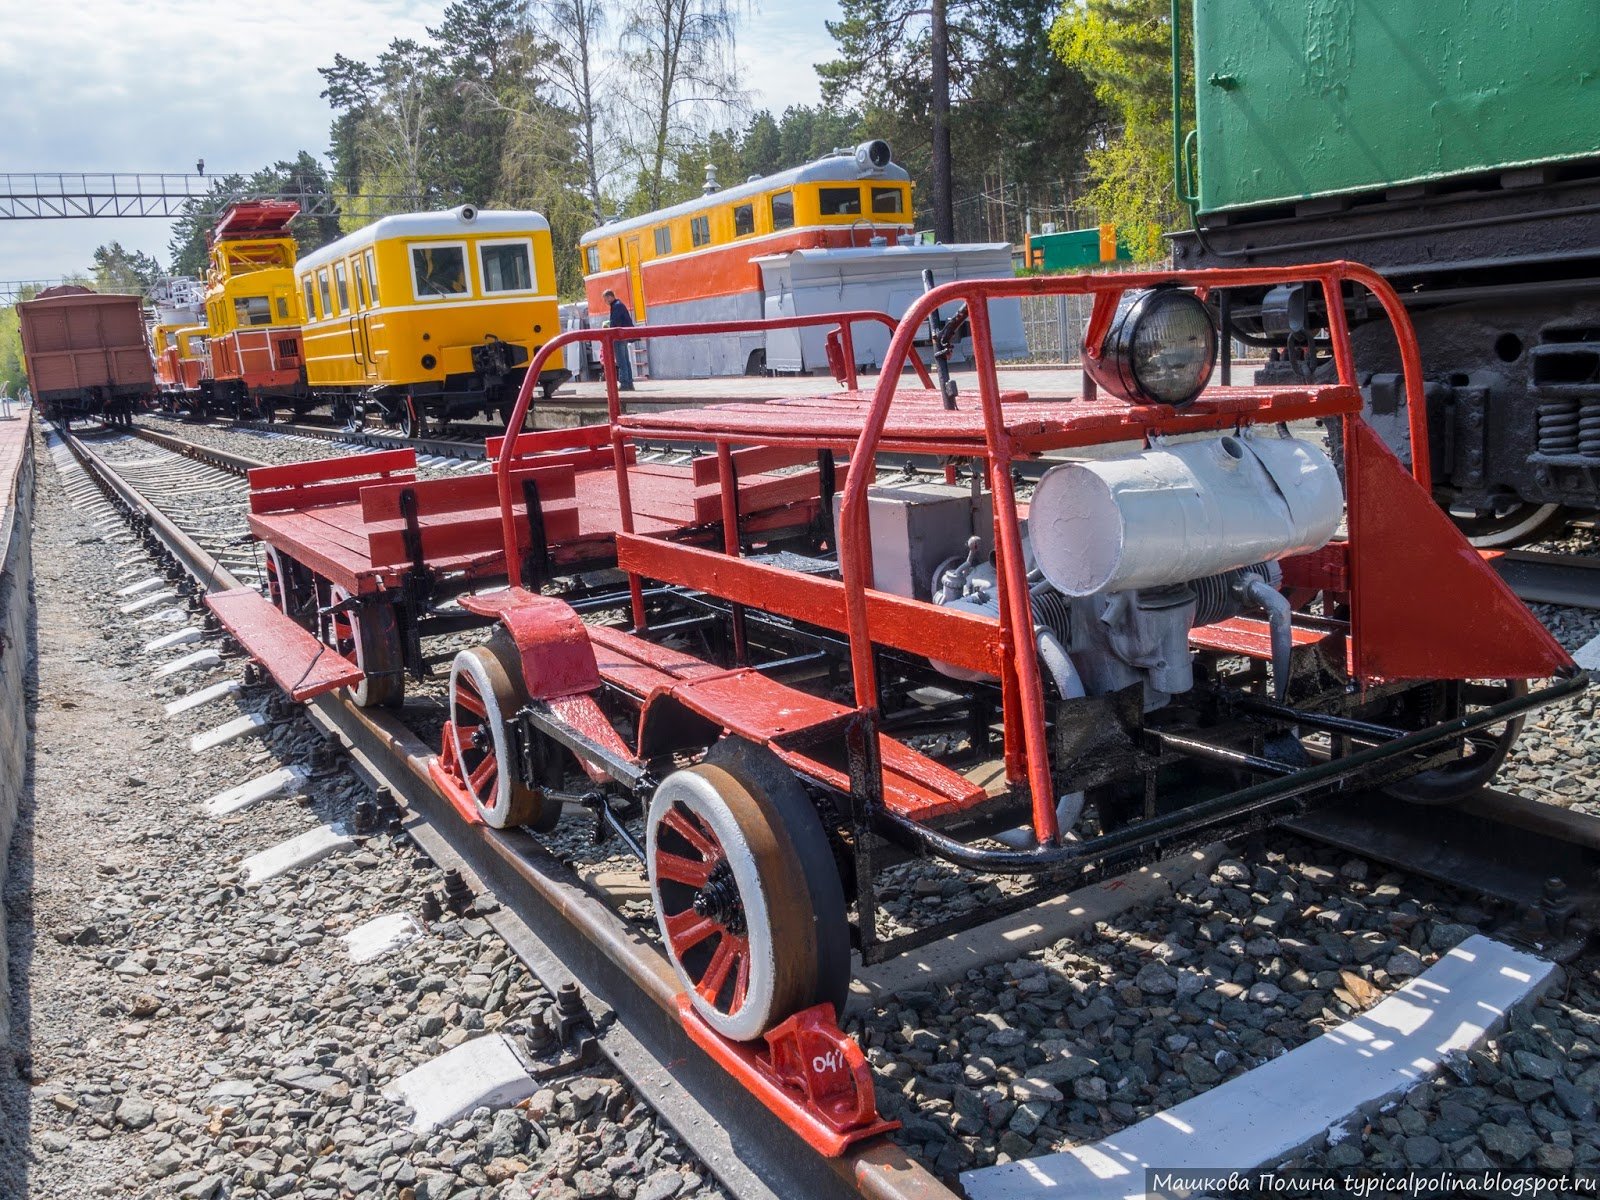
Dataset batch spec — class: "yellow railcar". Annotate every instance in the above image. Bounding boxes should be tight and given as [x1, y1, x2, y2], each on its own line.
[295, 206, 569, 434]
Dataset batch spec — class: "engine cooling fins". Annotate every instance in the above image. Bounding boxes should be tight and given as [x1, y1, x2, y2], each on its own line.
[1343, 418, 1572, 682]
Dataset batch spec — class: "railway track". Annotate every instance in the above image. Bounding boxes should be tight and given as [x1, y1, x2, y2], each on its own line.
[50, 418, 1600, 1196]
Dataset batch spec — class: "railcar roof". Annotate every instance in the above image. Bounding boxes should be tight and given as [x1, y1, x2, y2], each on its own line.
[579, 154, 912, 246]
[295, 208, 551, 274]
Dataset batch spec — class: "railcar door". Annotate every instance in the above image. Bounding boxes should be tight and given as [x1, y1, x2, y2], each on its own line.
[624, 236, 647, 319]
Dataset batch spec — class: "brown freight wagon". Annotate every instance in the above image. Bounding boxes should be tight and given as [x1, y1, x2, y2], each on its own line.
[18, 286, 151, 425]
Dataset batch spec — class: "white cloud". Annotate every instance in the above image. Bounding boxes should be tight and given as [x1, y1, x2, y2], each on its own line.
[0, 0, 841, 280]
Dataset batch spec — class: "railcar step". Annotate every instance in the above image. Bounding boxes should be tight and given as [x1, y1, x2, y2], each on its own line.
[204, 587, 364, 701]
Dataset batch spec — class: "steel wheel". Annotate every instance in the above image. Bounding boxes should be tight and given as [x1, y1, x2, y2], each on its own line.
[1450, 500, 1568, 549]
[647, 749, 848, 1042]
[1383, 680, 1527, 805]
[448, 646, 540, 828]
[325, 585, 405, 707]
[399, 398, 424, 439]
[264, 546, 292, 616]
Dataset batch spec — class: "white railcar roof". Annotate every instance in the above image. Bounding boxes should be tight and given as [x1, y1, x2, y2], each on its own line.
[579, 152, 912, 246]
[296, 207, 551, 274]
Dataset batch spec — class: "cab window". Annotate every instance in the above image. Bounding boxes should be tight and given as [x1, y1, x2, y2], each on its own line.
[365, 249, 381, 306]
[820, 186, 862, 215]
[771, 191, 794, 231]
[317, 270, 332, 317]
[732, 203, 755, 237]
[410, 244, 469, 299]
[234, 296, 272, 326]
[354, 263, 368, 309]
[871, 187, 904, 215]
[334, 263, 350, 312]
[480, 241, 534, 293]
[691, 215, 711, 247]
[302, 278, 315, 320]
[584, 244, 600, 273]
[276, 295, 290, 319]
[653, 226, 672, 255]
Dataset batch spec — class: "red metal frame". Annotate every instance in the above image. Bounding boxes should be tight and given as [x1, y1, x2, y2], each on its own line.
[487, 260, 1569, 853]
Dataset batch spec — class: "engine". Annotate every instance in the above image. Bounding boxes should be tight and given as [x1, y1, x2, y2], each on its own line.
[863, 428, 1343, 709]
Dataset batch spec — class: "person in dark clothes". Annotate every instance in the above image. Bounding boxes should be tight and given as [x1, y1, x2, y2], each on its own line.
[602, 289, 635, 391]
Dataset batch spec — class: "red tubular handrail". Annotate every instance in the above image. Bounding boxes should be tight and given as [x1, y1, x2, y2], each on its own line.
[835, 261, 1429, 847]
[493, 310, 936, 590]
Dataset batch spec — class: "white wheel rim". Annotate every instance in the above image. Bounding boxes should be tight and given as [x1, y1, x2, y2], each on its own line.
[326, 584, 375, 706]
[265, 547, 292, 616]
[647, 768, 776, 1042]
[448, 650, 516, 826]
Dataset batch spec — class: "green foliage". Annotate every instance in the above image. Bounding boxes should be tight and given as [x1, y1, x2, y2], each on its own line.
[0, 297, 28, 397]
[91, 243, 164, 294]
[818, 0, 1103, 241]
[166, 153, 344, 277]
[1051, 0, 1191, 260]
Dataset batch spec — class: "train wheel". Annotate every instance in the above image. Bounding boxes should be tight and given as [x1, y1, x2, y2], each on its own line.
[1450, 500, 1568, 549]
[264, 547, 290, 614]
[399, 398, 424, 439]
[447, 646, 540, 828]
[647, 750, 848, 1042]
[325, 585, 405, 707]
[1382, 680, 1526, 805]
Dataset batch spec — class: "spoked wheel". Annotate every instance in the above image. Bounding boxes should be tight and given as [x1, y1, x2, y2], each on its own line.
[399, 398, 424, 439]
[324, 585, 405, 707]
[447, 645, 543, 828]
[1382, 680, 1527, 805]
[1449, 499, 1568, 549]
[647, 741, 849, 1042]
[264, 546, 292, 616]
[265, 547, 315, 625]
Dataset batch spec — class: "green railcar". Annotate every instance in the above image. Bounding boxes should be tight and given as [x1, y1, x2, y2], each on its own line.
[1170, 0, 1600, 547]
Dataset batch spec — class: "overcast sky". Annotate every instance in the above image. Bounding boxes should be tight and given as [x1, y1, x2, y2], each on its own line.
[0, 0, 841, 283]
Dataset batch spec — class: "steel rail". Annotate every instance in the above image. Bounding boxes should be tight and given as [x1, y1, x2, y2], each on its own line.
[56, 422, 955, 1200]
[1488, 549, 1600, 611]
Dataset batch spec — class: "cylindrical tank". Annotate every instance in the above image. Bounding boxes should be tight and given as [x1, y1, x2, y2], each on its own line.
[1030, 433, 1342, 597]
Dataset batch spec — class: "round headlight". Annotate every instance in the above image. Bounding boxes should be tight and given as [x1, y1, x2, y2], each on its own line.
[1084, 287, 1217, 407]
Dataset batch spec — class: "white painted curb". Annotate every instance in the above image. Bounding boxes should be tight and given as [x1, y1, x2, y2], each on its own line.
[383, 1034, 536, 1131]
[959, 935, 1558, 1200]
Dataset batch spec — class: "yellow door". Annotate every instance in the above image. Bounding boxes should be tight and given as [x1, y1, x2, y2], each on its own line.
[625, 236, 646, 319]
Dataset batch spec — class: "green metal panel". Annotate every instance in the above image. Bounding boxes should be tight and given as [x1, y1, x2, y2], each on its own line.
[1192, 0, 1600, 214]
[1031, 228, 1134, 270]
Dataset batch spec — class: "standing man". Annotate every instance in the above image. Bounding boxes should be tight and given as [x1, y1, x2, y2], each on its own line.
[602, 288, 635, 391]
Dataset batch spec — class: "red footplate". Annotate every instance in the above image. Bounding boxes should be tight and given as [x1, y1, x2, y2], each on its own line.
[675, 997, 899, 1156]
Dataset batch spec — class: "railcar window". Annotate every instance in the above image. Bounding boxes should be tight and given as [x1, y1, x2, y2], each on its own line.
[317, 270, 332, 318]
[366, 250, 381, 305]
[355, 264, 367, 309]
[411, 244, 469, 299]
[691, 215, 711, 247]
[771, 191, 794, 230]
[654, 226, 672, 255]
[302, 279, 315, 320]
[733, 203, 755, 237]
[585, 244, 600, 273]
[820, 187, 863, 215]
[276, 296, 289, 319]
[334, 263, 350, 312]
[871, 187, 904, 214]
[480, 241, 534, 293]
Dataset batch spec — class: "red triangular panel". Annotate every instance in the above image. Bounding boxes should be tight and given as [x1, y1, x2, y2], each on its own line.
[1345, 418, 1571, 682]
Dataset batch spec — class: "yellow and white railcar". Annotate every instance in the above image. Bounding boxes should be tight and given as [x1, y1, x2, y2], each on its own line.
[295, 206, 569, 434]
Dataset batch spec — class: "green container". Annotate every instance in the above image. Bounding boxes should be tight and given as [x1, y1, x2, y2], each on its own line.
[1029, 227, 1133, 270]
[1191, 0, 1600, 215]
